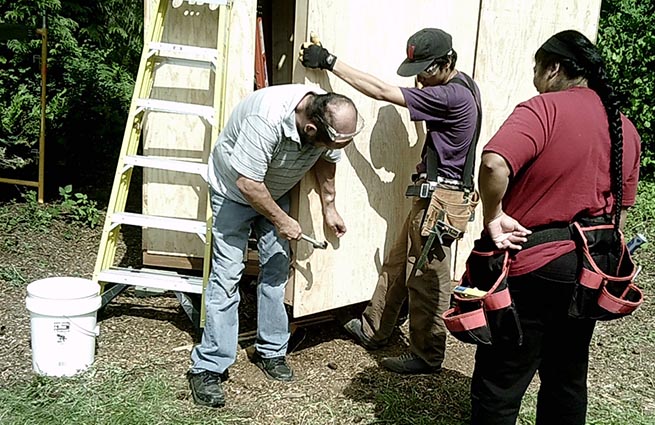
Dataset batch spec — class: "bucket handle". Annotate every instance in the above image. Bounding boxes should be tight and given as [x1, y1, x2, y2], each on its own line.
[64, 316, 100, 337]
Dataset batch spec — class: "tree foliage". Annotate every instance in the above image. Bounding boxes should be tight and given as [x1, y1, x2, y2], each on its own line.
[0, 0, 142, 182]
[597, 0, 655, 179]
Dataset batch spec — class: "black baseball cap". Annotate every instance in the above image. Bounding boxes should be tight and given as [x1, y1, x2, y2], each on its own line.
[397, 28, 453, 77]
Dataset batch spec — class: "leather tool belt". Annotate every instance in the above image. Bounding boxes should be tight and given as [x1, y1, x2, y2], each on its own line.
[419, 184, 479, 239]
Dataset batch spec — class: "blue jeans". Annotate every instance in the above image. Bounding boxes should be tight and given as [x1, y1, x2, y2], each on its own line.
[190, 189, 291, 374]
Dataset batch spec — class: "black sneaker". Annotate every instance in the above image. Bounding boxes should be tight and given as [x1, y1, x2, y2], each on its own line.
[343, 318, 388, 350]
[252, 352, 294, 381]
[187, 370, 228, 408]
[380, 352, 442, 375]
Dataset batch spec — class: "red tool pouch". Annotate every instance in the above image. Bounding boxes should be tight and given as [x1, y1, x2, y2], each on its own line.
[442, 239, 522, 346]
[569, 219, 643, 320]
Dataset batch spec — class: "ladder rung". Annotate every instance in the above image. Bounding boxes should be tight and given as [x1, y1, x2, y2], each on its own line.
[98, 268, 203, 294]
[111, 212, 206, 234]
[135, 99, 215, 122]
[124, 155, 208, 177]
[149, 42, 218, 64]
[180, 0, 228, 5]
[153, 55, 214, 71]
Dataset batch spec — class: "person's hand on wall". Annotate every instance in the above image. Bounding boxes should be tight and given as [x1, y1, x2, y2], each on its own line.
[485, 212, 531, 250]
[323, 208, 347, 238]
[299, 32, 337, 70]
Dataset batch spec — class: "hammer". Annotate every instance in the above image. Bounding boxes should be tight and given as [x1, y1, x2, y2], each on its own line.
[627, 233, 647, 281]
[627, 233, 647, 254]
[301, 233, 328, 249]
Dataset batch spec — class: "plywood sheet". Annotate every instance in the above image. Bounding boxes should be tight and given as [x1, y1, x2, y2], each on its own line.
[453, 0, 602, 278]
[290, 0, 482, 316]
[142, 0, 255, 265]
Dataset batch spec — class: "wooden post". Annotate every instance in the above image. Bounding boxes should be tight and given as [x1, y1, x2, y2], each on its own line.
[0, 19, 47, 202]
[36, 16, 47, 203]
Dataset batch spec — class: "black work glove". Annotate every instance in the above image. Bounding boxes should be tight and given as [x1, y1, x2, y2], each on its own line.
[300, 43, 337, 71]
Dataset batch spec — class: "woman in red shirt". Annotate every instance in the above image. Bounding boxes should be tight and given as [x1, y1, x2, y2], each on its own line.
[471, 30, 641, 425]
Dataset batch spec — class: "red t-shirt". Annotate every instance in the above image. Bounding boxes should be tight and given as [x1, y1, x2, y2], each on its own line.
[483, 86, 641, 275]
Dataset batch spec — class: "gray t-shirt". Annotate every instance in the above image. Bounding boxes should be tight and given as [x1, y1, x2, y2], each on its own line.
[208, 84, 341, 204]
[400, 72, 479, 180]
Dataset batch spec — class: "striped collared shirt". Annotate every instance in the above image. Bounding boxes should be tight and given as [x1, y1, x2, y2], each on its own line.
[208, 84, 341, 204]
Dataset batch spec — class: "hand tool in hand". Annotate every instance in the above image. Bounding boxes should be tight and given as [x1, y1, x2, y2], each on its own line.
[301, 233, 328, 249]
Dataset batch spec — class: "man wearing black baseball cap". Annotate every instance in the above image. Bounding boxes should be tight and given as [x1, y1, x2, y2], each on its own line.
[299, 28, 481, 375]
[397, 28, 454, 76]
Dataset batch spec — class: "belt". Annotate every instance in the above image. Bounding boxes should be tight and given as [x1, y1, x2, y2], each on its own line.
[436, 176, 465, 188]
[476, 224, 574, 252]
[521, 224, 573, 250]
[405, 176, 465, 198]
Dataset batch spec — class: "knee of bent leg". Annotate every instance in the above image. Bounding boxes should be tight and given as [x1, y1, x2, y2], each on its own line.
[259, 251, 291, 285]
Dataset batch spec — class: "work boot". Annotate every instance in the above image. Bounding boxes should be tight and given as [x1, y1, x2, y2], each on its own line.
[187, 370, 228, 408]
[343, 318, 388, 350]
[252, 352, 294, 381]
[380, 352, 442, 375]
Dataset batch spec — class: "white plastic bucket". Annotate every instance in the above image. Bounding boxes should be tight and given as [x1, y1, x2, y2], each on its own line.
[25, 277, 101, 377]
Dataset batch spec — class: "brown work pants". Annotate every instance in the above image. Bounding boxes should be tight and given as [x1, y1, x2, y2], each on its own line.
[360, 196, 453, 367]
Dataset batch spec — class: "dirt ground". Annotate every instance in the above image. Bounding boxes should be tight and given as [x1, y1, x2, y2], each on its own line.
[1, 206, 653, 424]
[0, 210, 479, 421]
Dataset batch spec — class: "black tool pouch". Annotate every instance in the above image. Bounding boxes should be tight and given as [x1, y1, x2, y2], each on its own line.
[442, 238, 523, 346]
[569, 218, 643, 320]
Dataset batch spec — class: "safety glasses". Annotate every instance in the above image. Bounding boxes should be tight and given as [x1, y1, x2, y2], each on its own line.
[315, 113, 365, 142]
[417, 60, 441, 78]
[417, 51, 452, 78]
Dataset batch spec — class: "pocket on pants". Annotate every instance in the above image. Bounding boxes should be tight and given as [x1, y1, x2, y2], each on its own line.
[485, 301, 523, 345]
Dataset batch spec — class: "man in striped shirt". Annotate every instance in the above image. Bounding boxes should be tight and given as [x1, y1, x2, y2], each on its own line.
[188, 84, 362, 408]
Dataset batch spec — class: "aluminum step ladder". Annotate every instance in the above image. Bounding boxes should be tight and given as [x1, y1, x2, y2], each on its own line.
[92, 0, 232, 327]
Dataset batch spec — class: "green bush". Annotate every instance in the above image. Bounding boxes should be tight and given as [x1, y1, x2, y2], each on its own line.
[0, 187, 99, 232]
[598, 0, 655, 179]
[59, 184, 100, 228]
[0, 0, 142, 178]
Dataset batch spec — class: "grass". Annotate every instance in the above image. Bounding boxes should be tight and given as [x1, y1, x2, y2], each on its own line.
[0, 366, 248, 425]
[373, 377, 471, 424]
[0, 265, 26, 287]
[2, 366, 650, 425]
[519, 392, 655, 425]
[0, 188, 100, 235]
[0, 366, 471, 425]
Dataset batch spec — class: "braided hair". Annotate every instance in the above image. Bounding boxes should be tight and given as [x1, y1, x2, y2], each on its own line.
[535, 30, 624, 229]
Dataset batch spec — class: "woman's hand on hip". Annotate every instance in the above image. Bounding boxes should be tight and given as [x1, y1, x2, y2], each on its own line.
[485, 212, 531, 250]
